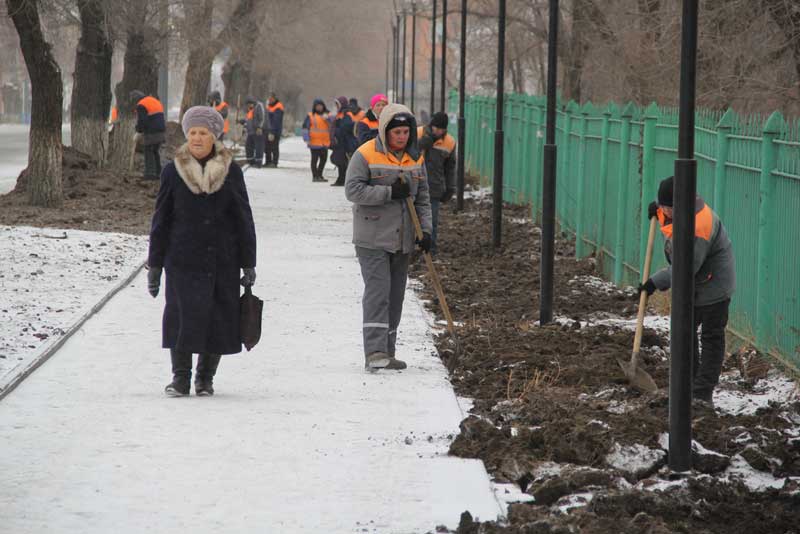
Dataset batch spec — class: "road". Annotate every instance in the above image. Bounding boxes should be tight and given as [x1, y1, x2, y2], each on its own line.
[0, 124, 71, 195]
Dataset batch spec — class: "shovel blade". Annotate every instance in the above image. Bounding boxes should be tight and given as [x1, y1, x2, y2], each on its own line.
[616, 355, 659, 393]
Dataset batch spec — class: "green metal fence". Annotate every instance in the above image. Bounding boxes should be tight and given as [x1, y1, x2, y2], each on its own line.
[450, 91, 800, 371]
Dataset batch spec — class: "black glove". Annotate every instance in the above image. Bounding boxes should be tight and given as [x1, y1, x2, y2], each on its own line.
[648, 201, 658, 220]
[416, 232, 432, 253]
[390, 178, 410, 199]
[638, 278, 656, 297]
[238, 119, 247, 125]
[441, 189, 454, 203]
[241, 267, 256, 287]
[147, 266, 162, 298]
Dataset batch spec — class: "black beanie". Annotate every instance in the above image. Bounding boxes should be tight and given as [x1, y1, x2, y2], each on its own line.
[430, 112, 449, 129]
[658, 176, 674, 207]
[386, 113, 414, 132]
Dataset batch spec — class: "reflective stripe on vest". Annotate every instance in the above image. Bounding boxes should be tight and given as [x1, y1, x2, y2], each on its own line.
[357, 139, 425, 173]
[215, 102, 229, 133]
[308, 113, 330, 147]
[137, 96, 163, 115]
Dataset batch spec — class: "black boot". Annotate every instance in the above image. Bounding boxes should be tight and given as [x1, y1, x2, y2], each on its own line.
[165, 349, 192, 397]
[195, 353, 221, 396]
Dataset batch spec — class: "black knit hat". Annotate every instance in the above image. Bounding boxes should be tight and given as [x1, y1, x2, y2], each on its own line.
[386, 113, 414, 132]
[658, 176, 674, 207]
[430, 112, 449, 129]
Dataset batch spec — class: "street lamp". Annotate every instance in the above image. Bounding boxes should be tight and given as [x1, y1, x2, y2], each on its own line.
[411, 2, 417, 112]
[540, 0, 558, 323]
[430, 0, 437, 112]
[401, 9, 407, 105]
[492, 0, 506, 248]
[440, 0, 447, 112]
[456, 0, 467, 211]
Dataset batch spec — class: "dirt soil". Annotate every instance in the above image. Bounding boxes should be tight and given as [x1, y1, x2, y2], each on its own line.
[409, 192, 800, 534]
[0, 122, 187, 235]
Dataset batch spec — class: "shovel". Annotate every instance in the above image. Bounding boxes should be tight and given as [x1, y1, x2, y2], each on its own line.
[400, 174, 462, 373]
[617, 216, 659, 392]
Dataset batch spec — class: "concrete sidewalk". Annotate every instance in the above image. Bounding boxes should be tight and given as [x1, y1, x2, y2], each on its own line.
[0, 138, 504, 533]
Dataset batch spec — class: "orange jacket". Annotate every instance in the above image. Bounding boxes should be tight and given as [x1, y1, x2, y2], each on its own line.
[306, 113, 331, 147]
[215, 102, 229, 133]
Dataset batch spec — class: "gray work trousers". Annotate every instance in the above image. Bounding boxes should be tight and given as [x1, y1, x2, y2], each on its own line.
[356, 246, 410, 357]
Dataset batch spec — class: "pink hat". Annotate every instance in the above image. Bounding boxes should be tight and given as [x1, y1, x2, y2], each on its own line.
[370, 93, 388, 109]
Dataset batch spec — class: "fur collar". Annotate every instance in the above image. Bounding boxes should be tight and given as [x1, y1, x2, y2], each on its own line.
[173, 141, 232, 194]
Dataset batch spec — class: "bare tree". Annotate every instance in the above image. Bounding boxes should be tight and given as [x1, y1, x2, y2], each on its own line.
[6, 0, 64, 207]
[71, 0, 113, 160]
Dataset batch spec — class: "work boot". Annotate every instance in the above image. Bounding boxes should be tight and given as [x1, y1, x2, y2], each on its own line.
[365, 352, 391, 373]
[385, 357, 407, 370]
[195, 353, 221, 396]
[165, 349, 192, 397]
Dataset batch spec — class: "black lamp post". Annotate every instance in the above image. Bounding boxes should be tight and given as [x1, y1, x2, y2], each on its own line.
[411, 2, 417, 112]
[456, 0, 467, 211]
[539, 0, 558, 324]
[440, 0, 447, 112]
[492, 0, 505, 248]
[430, 0, 437, 112]
[669, 0, 699, 473]
[401, 9, 407, 104]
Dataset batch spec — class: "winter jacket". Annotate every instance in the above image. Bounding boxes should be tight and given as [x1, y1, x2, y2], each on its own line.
[243, 101, 265, 136]
[417, 125, 456, 200]
[356, 109, 380, 146]
[135, 95, 166, 145]
[148, 142, 257, 355]
[345, 103, 432, 255]
[265, 100, 284, 136]
[214, 102, 230, 134]
[650, 196, 736, 307]
[302, 99, 333, 149]
[331, 109, 358, 166]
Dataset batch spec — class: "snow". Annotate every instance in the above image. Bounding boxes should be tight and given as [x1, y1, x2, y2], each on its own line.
[0, 225, 147, 394]
[554, 313, 671, 336]
[605, 442, 665, 475]
[0, 137, 504, 532]
[554, 492, 594, 514]
[492, 482, 536, 505]
[714, 370, 798, 416]
[722, 455, 796, 492]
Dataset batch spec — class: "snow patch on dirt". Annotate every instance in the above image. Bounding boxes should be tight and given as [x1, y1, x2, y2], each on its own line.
[715, 370, 798, 416]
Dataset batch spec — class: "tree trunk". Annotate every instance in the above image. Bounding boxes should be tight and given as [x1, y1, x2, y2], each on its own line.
[71, 0, 113, 162]
[107, 26, 160, 170]
[7, 0, 63, 207]
[179, 0, 215, 119]
[564, 0, 592, 102]
[222, 58, 253, 106]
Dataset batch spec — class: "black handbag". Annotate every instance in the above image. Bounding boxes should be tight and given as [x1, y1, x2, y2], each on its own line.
[240, 285, 263, 351]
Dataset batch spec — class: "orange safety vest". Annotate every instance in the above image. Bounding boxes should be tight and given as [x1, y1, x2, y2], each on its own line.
[215, 102, 229, 134]
[137, 95, 164, 115]
[246, 108, 254, 120]
[109, 106, 118, 123]
[359, 116, 379, 130]
[307, 113, 331, 147]
[268, 102, 284, 113]
[657, 204, 713, 241]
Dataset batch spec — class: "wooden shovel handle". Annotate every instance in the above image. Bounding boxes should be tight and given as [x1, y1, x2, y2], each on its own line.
[633, 217, 658, 355]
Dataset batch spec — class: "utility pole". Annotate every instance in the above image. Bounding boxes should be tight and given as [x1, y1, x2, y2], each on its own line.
[385, 37, 390, 95]
[456, 0, 467, 211]
[411, 2, 417, 112]
[158, 0, 169, 116]
[669, 0, 699, 473]
[401, 9, 407, 105]
[540, 0, 558, 324]
[440, 0, 447, 112]
[492, 0, 506, 248]
[430, 0, 437, 113]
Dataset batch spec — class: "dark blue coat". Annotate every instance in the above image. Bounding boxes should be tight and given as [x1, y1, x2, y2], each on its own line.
[265, 101, 285, 136]
[148, 143, 257, 355]
[331, 111, 357, 167]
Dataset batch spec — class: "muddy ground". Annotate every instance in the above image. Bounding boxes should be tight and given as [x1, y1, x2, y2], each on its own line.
[410, 193, 800, 534]
[0, 122, 187, 235]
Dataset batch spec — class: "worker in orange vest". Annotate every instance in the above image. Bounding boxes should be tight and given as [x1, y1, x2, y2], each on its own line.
[301, 98, 332, 182]
[264, 93, 284, 167]
[130, 90, 166, 180]
[356, 93, 388, 145]
[207, 91, 229, 140]
[238, 96, 265, 168]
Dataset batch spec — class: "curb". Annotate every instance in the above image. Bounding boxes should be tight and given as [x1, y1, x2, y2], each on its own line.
[0, 260, 146, 402]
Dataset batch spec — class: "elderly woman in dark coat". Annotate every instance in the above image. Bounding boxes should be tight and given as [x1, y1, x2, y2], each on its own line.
[147, 106, 257, 397]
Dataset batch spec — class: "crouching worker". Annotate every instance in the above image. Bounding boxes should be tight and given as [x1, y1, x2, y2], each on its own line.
[147, 106, 257, 396]
[640, 176, 736, 407]
[345, 104, 432, 372]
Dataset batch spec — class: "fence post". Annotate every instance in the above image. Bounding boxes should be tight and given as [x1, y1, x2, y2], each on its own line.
[639, 102, 659, 274]
[558, 101, 577, 226]
[613, 102, 635, 284]
[575, 101, 594, 258]
[596, 103, 615, 261]
[756, 110, 783, 350]
[713, 108, 735, 216]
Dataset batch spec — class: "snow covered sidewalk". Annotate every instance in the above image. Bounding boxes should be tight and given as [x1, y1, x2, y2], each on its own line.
[0, 138, 504, 533]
